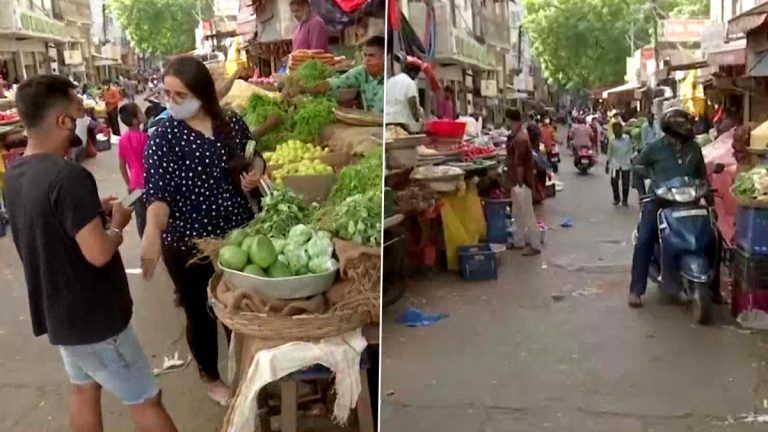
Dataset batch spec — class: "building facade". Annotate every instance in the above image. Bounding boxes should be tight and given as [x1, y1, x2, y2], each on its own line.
[0, 0, 68, 82]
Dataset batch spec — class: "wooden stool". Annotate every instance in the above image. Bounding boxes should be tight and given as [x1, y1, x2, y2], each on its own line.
[258, 355, 375, 432]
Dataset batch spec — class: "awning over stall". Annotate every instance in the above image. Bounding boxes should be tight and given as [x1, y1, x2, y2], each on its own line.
[727, 2, 768, 40]
[601, 82, 641, 99]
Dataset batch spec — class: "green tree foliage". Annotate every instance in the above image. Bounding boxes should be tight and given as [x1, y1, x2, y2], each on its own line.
[523, 0, 709, 90]
[108, 0, 212, 56]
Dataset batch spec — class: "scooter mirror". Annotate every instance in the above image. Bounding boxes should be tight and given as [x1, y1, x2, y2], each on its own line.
[713, 163, 726, 174]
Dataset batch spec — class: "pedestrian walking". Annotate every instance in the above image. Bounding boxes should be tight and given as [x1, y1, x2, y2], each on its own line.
[607, 122, 633, 206]
[118, 102, 148, 238]
[140, 55, 266, 406]
[102, 80, 122, 136]
[3, 75, 178, 432]
[506, 108, 542, 256]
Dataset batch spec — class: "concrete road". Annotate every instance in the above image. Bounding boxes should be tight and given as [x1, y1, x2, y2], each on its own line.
[0, 113, 229, 431]
[380, 161, 768, 431]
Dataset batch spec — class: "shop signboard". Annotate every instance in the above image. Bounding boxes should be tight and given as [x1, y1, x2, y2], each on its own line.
[454, 32, 495, 70]
[661, 19, 707, 43]
[18, 11, 67, 41]
[481, 79, 497, 97]
[64, 49, 83, 65]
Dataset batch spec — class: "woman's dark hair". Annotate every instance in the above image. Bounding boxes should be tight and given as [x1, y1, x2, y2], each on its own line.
[163, 56, 250, 190]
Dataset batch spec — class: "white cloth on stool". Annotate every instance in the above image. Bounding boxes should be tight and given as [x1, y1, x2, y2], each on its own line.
[227, 328, 368, 431]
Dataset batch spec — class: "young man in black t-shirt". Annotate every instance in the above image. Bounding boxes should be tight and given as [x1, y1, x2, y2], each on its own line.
[4, 75, 177, 432]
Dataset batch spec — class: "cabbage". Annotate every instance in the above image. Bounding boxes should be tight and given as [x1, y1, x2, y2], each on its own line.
[288, 224, 313, 245]
[306, 234, 333, 259]
[309, 257, 337, 274]
[272, 238, 288, 254]
[283, 243, 309, 275]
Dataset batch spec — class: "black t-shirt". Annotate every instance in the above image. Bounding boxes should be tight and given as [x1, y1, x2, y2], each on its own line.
[4, 154, 132, 346]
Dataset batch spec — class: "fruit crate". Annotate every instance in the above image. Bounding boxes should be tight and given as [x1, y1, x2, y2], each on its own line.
[457, 244, 497, 281]
[736, 206, 768, 256]
[734, 247, 768, 291]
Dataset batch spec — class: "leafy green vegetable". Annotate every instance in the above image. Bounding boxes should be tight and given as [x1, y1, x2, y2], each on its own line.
[328, 148, 383, 205]
[296, 60, 335, 87]
[331, 190, 382, 247]
[292, 96, 336, 143]
[242, 93, 292, 152]
[248, 187, 312, 239]
[288, 224, 313, 245]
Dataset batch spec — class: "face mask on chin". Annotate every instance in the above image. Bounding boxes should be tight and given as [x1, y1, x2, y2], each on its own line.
[167, 97, 202, 120]
[63, 115, 84, 149]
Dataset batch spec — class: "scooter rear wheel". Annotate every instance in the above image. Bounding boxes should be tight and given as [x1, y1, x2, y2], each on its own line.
[692, 282, 713, 325]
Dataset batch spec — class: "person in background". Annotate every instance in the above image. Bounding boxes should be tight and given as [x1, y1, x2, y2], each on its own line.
[102, 80, 122, 136]
[715, 107, 738, 137]
[385, 59, 422, 128]
[540, 115, 556, 154]
[590, 115, 602, 154]
[289, 0, 329, 52]
[505, 108, 541, 257]
[124, 75, 138, 103]
[640, 113, 659, 152]
[607, 110, 621, 140]
[436, 85, 456, 120]
[118, 103, 148, 238]
[607, 122, 633, 207]
[4, 75, 177, 432]
[141, 56, 264, 406]
[287, 36, 385, 113]
[568, 116, 594, 157]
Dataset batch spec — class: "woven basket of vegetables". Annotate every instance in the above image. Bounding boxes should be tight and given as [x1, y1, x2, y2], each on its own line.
[208, 272, 371, 341]
[732, 166, 768, 207]
[333, 107, 383, 127]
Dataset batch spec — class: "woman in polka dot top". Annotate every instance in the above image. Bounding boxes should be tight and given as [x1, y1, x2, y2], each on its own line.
[140, 56, 265, 406]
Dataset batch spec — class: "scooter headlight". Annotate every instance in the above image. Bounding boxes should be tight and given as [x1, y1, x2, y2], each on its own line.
[670, 186, 698, 202]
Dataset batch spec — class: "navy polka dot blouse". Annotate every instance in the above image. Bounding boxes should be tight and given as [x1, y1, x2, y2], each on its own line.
[144, 112, 254, 249]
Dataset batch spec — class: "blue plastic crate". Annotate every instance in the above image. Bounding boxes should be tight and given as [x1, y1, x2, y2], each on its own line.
[457, 244, 498, 281]
[483, 200, 510, 244]
[737, 206, 768, 256]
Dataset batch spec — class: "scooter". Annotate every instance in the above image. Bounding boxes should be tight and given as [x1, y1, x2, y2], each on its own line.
[574, 146, 596, 174]
[642, 176, 719, 325]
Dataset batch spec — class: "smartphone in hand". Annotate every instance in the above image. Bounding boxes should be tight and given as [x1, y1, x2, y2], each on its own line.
[120, 189, 144, 208]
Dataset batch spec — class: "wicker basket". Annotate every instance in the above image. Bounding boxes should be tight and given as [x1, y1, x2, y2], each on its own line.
[333, 107, 383, 127]
[208, 273, 371, 342]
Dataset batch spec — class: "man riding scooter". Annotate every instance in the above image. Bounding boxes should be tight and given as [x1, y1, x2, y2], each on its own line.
[629, 108, 722, 309]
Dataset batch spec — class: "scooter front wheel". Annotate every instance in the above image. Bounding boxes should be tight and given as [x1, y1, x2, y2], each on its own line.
[691, 282, 713, 325]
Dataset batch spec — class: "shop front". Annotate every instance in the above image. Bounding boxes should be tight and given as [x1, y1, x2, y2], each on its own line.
[0, 3, 68, 82]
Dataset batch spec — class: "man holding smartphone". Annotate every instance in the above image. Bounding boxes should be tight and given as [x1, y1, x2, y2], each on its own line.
[3, 75, 177, 432]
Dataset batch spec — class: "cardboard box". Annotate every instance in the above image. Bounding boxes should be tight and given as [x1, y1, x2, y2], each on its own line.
[282, 174, 337, 204]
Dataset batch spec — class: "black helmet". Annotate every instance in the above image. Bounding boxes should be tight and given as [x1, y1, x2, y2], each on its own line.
[661, 108, 695, 140]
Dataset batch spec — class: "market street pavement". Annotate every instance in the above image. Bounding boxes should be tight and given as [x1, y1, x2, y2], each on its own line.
[0, 100, 229, 431]
[380, 160, 768, 431]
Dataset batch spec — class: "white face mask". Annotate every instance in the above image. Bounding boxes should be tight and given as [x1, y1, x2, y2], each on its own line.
[167, 97, 202, 120]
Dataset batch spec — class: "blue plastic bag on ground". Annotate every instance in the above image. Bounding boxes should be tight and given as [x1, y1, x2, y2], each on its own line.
[397, 308, 449, 327]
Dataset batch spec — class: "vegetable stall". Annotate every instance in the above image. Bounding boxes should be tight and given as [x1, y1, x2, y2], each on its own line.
[383, 119, 520, 306]
[209, 60, 383, 431]
[714, 121, 768, 321]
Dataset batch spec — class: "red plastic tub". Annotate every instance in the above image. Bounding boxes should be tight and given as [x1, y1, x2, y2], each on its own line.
[426, 120, 467, 138]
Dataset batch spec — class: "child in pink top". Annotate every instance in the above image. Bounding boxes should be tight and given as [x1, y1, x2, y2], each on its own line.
[118, 103, 148, 238]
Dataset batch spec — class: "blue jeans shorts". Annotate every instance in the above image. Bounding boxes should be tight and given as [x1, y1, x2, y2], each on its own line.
[58, 325, 159, 405]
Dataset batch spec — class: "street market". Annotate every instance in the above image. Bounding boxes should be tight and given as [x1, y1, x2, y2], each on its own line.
[1, 0, 384, 431]
[380, 1, 768, 431]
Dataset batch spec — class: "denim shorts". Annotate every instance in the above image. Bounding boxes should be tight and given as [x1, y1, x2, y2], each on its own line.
[59, 325, 159, 405]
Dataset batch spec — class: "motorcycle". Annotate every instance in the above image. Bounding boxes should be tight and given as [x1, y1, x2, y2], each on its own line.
[574, 146, 596, 174]
[642, 176, 719, 325]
